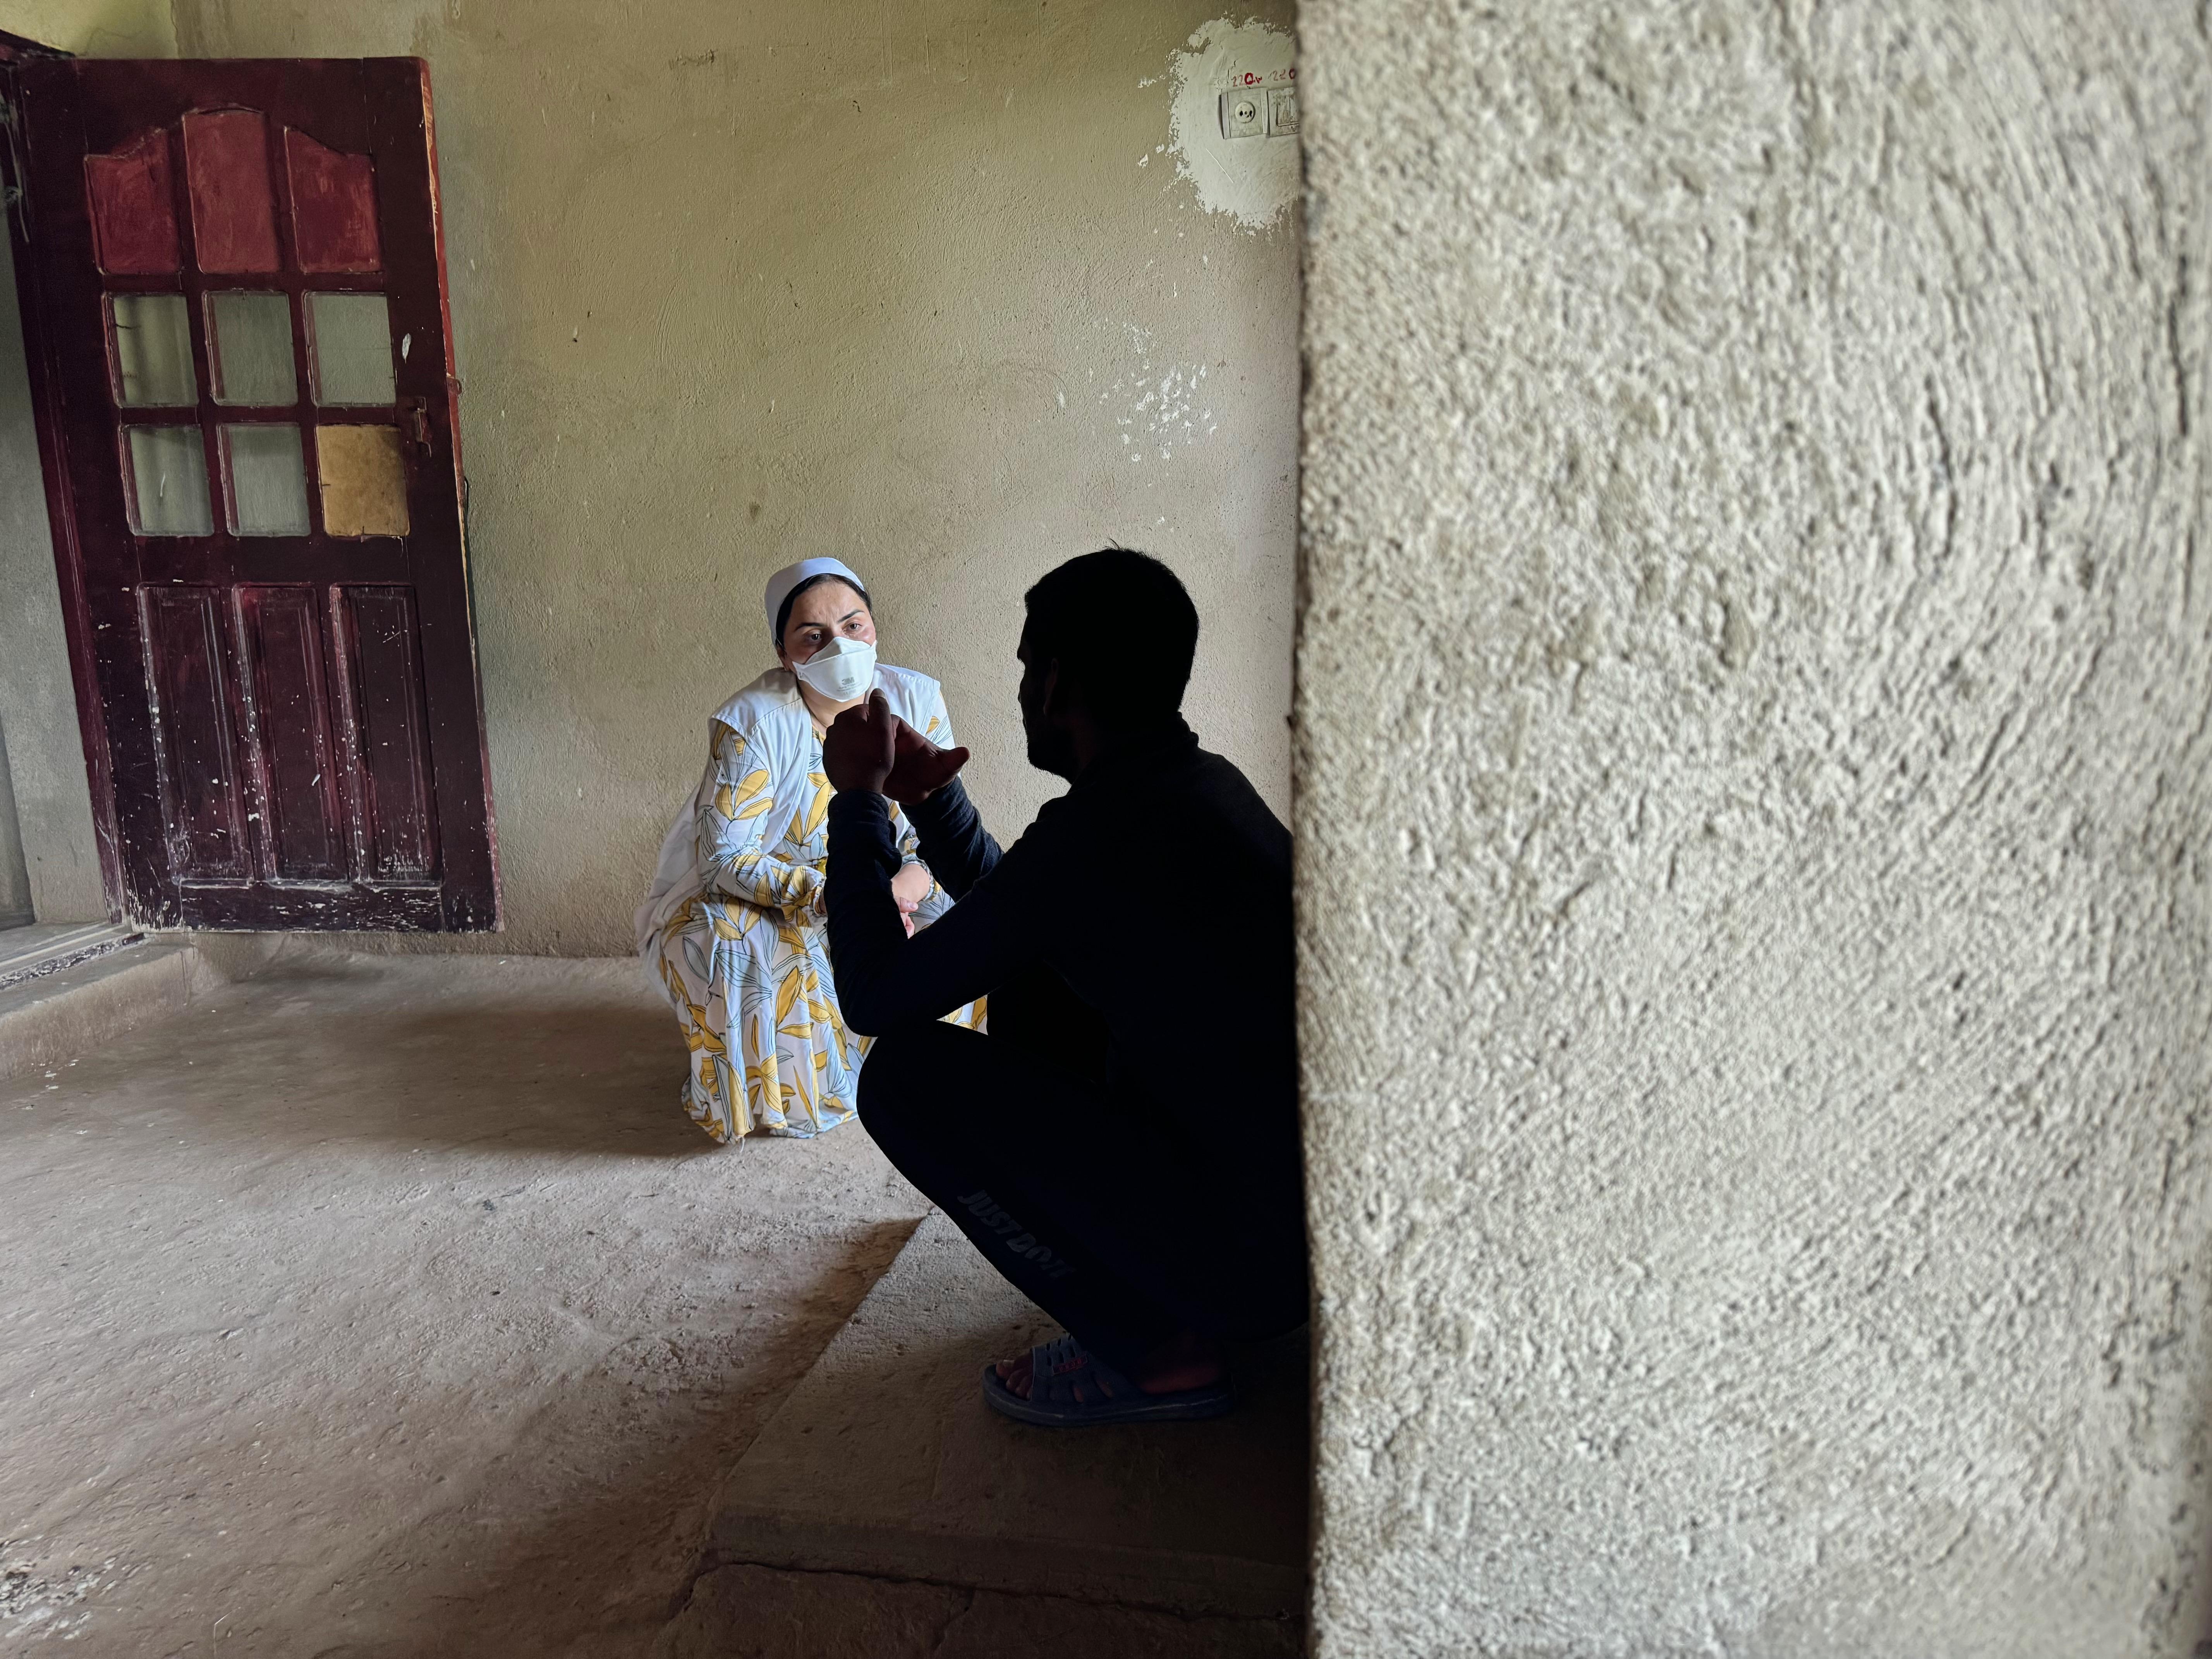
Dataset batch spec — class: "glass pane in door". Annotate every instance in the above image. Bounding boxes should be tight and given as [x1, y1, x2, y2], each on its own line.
[208, 292, 298, 405]
[307, 292, 395, 405]
[85, 130, 182, 274]
[182, 109, 280, 273]
[222, 424, 311, 534]
[287, 130, 383, 273]
[123, 425, 214, 534]
[108, 294, 197, 406]
[316, 424, 409, 536]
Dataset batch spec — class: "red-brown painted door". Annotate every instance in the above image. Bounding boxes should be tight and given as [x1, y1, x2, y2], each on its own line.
[1, 53, 499, 930]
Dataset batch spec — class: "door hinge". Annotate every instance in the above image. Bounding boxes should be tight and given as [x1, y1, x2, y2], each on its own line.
[398, 395, 432, 455]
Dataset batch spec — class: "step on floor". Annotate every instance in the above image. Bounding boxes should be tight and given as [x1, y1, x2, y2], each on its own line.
[0, 936, 212, 1080]
[691, 1209, 1310, 1625]
[0, 921, 141, 989]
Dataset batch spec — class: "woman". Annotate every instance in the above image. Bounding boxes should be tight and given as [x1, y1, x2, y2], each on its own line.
[636, 558, 974, 1142]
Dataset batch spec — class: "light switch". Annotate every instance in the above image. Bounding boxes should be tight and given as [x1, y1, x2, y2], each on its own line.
[1267, 85, 1299, 136]
[1220, 90, 1265, 139]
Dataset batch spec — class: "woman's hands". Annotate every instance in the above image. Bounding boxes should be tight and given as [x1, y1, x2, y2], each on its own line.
[891, 861, 932, 937]
[824, 692, 970, 804]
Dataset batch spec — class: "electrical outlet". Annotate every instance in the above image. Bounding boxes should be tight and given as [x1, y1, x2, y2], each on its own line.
[1267, 85, 1299, 136]
[1220, 90, 1264, 139]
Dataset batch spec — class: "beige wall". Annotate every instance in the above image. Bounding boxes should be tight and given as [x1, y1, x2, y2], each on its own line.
[1298, 1, 2211, 1654]
[0, 1, 160, 927]
[0, 224, 94, 926]
[0, 0, 173, 55]
[168, 0, 1300, 955]
[0, 719, 33, 924]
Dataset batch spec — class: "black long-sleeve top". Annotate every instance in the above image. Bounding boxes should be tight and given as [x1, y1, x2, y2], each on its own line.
[824, 718, 1297, 1135]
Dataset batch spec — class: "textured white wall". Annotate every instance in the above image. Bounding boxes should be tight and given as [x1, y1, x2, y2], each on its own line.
[1296, 3, 2211, 1654]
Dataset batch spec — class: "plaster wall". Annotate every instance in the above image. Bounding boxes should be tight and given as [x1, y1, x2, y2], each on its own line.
[0, 0, 173, 56]
[0, 0, 174, 926]
[0, 717, 32, 924]
[0, 184, 110, 924]
[170, 0, 1300, 955]
[1295, 3, 2212, 1654]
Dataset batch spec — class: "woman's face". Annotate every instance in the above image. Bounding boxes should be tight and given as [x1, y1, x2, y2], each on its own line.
[778, 580, 876, 671]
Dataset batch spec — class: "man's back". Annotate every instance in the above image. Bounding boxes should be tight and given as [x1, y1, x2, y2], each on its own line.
[1024, 729, 1295, 1123]
[830, 719, 1293, 1127]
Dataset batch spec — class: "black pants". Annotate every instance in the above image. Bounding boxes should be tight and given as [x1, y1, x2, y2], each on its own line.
[855, 968, 1308, 1377]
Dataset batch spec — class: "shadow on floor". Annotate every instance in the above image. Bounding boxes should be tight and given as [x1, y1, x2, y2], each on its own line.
[2, 952, 939, 1657]
[312, 1216, 926, 1659]
[83, 963, 720, 1159]
[96, 1216, 925, 1659]
[305, 1001, 712, 1158]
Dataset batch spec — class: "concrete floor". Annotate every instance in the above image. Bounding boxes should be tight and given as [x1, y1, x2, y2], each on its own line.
[697, 1210, 1308, 1626]
[0, 952, 930, 1656]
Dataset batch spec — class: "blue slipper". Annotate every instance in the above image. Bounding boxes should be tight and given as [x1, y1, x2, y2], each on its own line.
[981, 1333, 1233, 1427]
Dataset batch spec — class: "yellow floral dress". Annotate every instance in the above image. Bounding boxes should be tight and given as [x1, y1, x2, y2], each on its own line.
[635, 664, 977, 1142]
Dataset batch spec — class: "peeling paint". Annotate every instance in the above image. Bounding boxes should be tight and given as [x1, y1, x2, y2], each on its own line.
[1096, 322, 1214, 466]
[0, 1543, 127, 1640]
[1166, 19, 1298, 232]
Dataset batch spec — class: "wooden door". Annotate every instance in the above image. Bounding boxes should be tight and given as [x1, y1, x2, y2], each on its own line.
[0, 51, 499, 930]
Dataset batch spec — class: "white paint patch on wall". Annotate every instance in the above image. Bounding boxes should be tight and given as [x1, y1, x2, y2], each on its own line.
[1097, 323, 1215, 465]
[1166, 19, 1298, 230]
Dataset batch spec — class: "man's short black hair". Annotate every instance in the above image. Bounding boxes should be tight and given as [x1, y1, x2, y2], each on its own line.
[774, 572, 872, 647]
[1022, 548, 1198, 720]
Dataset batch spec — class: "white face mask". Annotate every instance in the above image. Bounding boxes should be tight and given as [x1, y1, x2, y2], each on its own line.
[790, 634, 877, 702]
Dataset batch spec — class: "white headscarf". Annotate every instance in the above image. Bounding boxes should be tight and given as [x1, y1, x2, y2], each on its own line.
[763, 558, 866, 640]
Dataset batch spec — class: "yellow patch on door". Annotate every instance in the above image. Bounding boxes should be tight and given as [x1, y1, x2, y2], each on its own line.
[316, 424, 410, 536]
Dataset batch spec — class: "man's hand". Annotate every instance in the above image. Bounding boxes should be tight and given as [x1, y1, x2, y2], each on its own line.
[823, 691, 898, 794]
[885, 719, 970, 807]
[890, 861, 932, 915]
[826, 692, 970, 803]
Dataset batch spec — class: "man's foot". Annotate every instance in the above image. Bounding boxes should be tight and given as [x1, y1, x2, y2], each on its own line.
[993, 1328, 1224, 1401]
[982, 1333, 1232, 1427]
